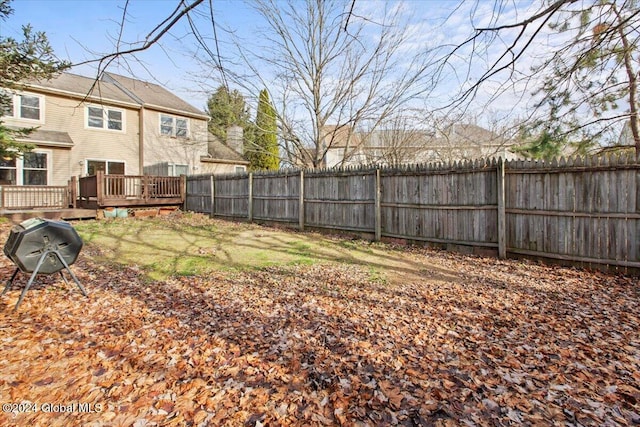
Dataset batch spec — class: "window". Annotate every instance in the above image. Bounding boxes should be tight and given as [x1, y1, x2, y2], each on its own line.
[23, 152, 47, 185]
[0, 151, 49, 185]
[1, 92, 43, 122]
[160, 114, 189, 138]
[87, 160, 125, 176]
[235, 166, 246, 173]
[20, 95, 40, 120]
[87, 106, 123, 131]
[168, 163, 188, 176]
[0, 158, 17, 185]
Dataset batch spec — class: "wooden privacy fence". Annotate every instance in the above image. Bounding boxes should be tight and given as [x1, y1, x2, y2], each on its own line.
[185, 155, 640, 271]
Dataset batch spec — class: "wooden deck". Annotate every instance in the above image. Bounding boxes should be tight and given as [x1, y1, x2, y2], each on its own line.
[0, 208, 97, 223]
[76, 172, 185, 209]
[0, 173, 185, 222]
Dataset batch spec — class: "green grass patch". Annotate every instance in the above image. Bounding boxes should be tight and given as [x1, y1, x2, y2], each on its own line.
[73, 214, 422, 283]
[74, 216, 341, 280]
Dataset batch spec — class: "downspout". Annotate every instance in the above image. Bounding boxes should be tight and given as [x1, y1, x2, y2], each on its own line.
[139, 106, 145, 174]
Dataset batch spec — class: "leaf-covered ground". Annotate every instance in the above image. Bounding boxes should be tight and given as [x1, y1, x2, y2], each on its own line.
[0, 215, 639, 426]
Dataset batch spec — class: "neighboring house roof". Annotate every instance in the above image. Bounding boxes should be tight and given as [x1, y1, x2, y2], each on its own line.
[201, 134, 249, 165]
[618, 119, 638, 147]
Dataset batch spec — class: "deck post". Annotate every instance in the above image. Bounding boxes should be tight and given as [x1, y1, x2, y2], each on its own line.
[69, 176, 77, 208]
[96, 171, 104, 207]
[181, 175, 187, 210]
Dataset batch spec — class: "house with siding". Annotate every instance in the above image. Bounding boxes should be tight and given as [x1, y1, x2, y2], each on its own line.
[322, 123, 519, 168]
[1, 71, 247, 187]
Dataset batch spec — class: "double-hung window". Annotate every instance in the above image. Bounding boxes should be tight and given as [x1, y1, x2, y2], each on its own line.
[87, 106, 124, 131]
[160, 114, 189, 138]
[23, 152, 48, 185]
[0, 151, 49, 185]
[1, 92, 44, 122]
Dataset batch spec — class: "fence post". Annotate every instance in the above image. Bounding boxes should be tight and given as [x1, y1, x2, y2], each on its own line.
[299, 170, 305, 231]
[0, 186, 4, 210]
[210, 175, 215, 218]
[375, 168, 381, 241]
[497, 157, 506, 259]
[248, 172, 253, 222]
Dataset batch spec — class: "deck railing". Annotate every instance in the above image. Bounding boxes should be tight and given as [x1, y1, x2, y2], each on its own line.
[0, 185, 70, 210]
[77, 172, 185, 207]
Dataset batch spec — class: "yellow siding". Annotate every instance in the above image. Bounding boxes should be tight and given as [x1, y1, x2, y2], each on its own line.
[199, 163, 247, 174]
[5, 90, 141, 184]
[143, 109, 209, 175]
[50, 148, 72, 186]
[45, 96, 141, 177]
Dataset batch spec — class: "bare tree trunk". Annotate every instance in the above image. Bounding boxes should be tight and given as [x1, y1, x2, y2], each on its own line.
[615, 9, 640, 155]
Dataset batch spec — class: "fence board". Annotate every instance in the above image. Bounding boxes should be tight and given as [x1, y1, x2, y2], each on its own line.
[185, 175, 212, 213]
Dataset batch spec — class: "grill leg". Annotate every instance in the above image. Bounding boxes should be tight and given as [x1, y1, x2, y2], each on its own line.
[13, 253, 49, 311]
[52, 249, 87, 297]
[12, 250, 87, 312]
[59, 271, 69, 286]
[2, 268, 19, 296]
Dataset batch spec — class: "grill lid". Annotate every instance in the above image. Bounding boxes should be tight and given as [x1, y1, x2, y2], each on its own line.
[3, 219, 83, 274]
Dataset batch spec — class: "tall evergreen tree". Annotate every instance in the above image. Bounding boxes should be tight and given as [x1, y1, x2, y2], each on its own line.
[205, 85, 252, 144]
[525, 1, 639, 156]
[0, 0, 69, 158]
[248, 89, 279, 170]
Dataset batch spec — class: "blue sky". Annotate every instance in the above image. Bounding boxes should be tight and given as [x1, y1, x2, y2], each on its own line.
[5, 0, 262, 110]
[4, 0, 541, 120]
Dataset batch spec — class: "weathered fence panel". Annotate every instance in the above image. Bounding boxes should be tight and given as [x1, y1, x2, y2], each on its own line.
[213, 174, 249, 218]
[252, 171, 300, 223]
[304, 169, 376, 233]
[186, 154, 640, 272]
[380, 160, 498, 248]
[505, 156, 640, 269]
[185, 175, 212, 213]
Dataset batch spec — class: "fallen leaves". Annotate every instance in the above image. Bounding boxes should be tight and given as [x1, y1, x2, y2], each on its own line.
[0, 216, 638, 426]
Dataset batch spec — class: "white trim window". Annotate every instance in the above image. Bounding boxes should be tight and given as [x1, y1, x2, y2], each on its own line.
[86, 159, 126, 176]
[2, 92, 45, 123]
[86, 105, 124, 131]
[22, 152, 49, 185]
[160, 114, 189, 138]
[0, 150, 51, 185]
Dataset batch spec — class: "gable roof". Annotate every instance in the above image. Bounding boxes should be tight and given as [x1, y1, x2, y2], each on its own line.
[202, 134, 249, 165]
[25, 72, 138, 107]
[23, 71, 207, 118]
[102, 73, 207, 118]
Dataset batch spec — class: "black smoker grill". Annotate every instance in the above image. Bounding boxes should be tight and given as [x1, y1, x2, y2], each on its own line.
[2, 218, 87, 311]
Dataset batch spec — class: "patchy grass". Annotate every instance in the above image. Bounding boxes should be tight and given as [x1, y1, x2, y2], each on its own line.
[0, 213, 639, 426]
[74, 213, 417, 282]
